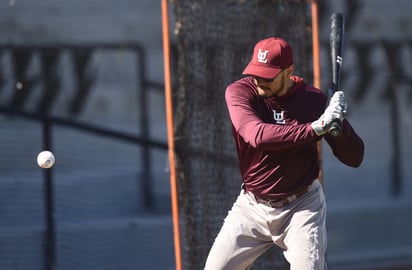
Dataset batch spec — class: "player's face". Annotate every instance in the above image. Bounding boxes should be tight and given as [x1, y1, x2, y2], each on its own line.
[253, 66, 294, 98]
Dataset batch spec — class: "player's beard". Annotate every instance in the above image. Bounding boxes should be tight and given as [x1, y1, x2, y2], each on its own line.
[258, 73, 288, 98]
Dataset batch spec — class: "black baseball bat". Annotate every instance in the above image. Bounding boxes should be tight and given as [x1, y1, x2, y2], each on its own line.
[328, 12, 345, 137]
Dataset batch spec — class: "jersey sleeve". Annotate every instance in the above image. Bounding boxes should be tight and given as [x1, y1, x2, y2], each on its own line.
[324, 119, 365, 167]
[225, 82, 320, 151]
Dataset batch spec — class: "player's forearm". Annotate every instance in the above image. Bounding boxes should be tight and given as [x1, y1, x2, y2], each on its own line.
[326, 120, 364, 167]
[237, 121, 320, 150]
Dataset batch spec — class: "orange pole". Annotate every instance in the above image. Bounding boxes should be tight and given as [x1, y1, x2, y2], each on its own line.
[311, 0, 321, 89]
[311, 0, 324, 184]
[161, 1, 183, 270]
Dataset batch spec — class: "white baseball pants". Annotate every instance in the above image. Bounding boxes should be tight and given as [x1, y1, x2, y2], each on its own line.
[204, 180, 327, 270]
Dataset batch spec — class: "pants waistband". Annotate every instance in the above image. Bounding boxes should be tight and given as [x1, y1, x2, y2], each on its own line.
[248, 180, 318, 208]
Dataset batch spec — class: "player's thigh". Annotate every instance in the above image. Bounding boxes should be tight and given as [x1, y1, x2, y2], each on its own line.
[204, 193, 272, 270]
[283, 184, 327, 270]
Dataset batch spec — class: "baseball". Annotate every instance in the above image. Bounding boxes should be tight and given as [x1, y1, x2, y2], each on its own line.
[37, 151, 55, 169]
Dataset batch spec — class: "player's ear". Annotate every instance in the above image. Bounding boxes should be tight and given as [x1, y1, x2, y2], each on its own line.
[285, 64, 294, 76]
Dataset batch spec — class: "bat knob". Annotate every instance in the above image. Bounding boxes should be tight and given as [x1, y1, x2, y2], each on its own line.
[329, 120, 342, 137]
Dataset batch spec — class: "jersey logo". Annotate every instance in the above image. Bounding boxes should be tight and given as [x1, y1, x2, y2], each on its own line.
[257, 49, 269, 63]
[273, 110, 286, 124]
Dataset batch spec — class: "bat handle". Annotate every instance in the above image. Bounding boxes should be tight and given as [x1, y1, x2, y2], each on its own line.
[329, 120, 342, 137]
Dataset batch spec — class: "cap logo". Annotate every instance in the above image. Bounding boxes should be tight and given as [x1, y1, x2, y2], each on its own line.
[257, 49, 269, 63]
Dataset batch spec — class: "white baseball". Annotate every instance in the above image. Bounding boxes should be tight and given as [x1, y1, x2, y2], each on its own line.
[37, 151, 55, 169]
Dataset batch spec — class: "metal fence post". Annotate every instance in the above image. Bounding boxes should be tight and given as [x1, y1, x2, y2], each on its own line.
[42, 117, 56, 270]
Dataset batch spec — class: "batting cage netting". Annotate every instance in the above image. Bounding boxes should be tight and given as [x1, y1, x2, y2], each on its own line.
[170, 0, 313, 269]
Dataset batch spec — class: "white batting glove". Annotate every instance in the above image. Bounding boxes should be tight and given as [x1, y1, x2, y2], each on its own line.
[329, 90, 347, 119]
[311, 96, 345, 136]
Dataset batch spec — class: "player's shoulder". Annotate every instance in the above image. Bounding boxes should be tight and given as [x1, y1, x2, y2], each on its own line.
[299, 81, 327, 100]
[227, 76, 253, 90]
[308, 85, 326, 97]
[226, 76, 256, 97]
[292, 77, 327, 108]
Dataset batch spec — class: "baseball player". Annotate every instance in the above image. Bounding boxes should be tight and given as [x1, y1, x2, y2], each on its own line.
[204, 37, 364, 269]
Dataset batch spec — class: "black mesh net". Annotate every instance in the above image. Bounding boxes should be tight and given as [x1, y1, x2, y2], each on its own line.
[171, 0, 313, 268]
[0, 44, 172, 269]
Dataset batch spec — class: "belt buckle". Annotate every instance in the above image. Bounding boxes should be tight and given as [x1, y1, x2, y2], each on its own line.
[267, 198, 288, 208]
[267, 193, 300, 208]
[253, 186, 309, 208]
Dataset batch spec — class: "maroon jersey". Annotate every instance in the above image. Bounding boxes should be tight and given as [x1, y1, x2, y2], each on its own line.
[225, 76, 364, 200]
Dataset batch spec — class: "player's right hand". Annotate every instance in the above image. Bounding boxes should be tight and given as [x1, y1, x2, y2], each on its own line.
[311, 96, 345, 136]
[329, 90, 347, 118]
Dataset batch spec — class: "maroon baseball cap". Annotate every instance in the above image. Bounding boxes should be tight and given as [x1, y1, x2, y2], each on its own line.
[242, 37, 294, 79]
